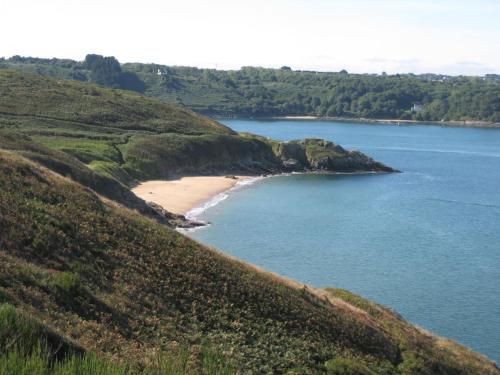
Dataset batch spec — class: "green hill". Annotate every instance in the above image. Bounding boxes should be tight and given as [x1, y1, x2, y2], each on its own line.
[1, 150, 498, 374]
[0, 69, 395, 187]
[1, 55, 499, 122]
[0, 70, 498, 374]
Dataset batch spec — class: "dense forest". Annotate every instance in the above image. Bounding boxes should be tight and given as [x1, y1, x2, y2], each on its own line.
[1, 55, 499, 122]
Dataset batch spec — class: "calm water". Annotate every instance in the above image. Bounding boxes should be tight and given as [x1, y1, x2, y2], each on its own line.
[190, 119, 500, 362]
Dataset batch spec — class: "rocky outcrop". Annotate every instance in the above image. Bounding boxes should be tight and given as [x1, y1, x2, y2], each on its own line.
[124, 134, 398, 180]
[146, 201, 205, 229]
[311, 149, 395, 172]
[273, 138, 398, 173]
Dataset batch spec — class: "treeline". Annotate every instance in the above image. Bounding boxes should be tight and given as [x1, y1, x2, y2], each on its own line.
[1, 55, 145, 93]
[1, 55, 499, 122]
[127, 64, 500, 122]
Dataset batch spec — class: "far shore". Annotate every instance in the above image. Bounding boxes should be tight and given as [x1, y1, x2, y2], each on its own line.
[131, 176, 253, 216]
[213, 115, 500, 128]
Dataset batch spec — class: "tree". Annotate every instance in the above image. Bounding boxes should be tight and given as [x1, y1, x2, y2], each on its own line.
[83, 54, 145, 92]
[118, 72, 146, 92]
[84, 54, 122, 87]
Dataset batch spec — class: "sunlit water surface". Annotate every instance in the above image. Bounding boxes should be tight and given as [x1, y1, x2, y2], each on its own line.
[189, 119, 500, 362]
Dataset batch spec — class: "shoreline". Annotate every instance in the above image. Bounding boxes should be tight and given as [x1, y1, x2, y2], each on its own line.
[132, 170, 394, 229]
[212, 115, 500, 128]
[131, 175, 257, 220]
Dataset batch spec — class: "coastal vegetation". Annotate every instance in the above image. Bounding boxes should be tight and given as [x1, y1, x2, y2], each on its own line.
[1, 55, 499, 123]
[0, 69, 498, 373]
[1, 150, 498, 374]
[0, 69, 394, 188]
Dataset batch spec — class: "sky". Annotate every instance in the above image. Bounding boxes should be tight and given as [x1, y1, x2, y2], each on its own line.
[0, 0, 499, 75]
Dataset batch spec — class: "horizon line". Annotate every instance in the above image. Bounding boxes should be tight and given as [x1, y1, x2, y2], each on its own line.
[2, 53, 499, 78]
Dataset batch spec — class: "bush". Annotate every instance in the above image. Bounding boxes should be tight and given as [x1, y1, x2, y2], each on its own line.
[325, 358, 375, 375]
[0, 290, 9, 304]
[49, 272, 82, 296]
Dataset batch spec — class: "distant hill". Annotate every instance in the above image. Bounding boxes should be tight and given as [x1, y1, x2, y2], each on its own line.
[0, 69, 498, 374]
[0, 69, 394, 188]
[1, 55, 499, 123]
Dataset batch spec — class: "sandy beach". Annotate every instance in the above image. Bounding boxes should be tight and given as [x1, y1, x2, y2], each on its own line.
[132, 176, 252, 216]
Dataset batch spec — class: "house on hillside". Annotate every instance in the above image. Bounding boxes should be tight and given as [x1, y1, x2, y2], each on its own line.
[411, 103, 424, 112]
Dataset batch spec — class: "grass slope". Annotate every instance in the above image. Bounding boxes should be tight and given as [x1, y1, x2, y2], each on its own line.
[0, 69, 234, 185]
[0, 303, 235, 374]
[0, 69, 496, 373]
[0, 69, 394, 187]
[0, 70, 231, 135]
[0, 150, 498, 374]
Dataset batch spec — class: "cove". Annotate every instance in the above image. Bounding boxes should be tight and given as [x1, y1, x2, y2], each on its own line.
[190, 119, 500, 362]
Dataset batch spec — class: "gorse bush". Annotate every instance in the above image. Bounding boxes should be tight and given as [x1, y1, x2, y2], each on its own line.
[0, 290, 9, 304]
[325, 358, 376, 375]
[48, 272, 83, 297]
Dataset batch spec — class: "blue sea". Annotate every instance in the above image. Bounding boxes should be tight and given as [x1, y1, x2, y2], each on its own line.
[189, 119, 500, 363]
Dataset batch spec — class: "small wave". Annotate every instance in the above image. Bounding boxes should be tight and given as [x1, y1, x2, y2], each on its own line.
[176, 222, 211, 234]
[427, 198, 500, 209]
[234, 176, 265, 188]
[185, 176, 265, 221]
[412, 172, 437, 181]
[185, 193, 229, 220]
[369, 146, 500, 158]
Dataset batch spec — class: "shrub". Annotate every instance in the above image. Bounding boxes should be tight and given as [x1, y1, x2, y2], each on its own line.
[48, 272, 83, 297]
[0, 290, 9, 304]
[325, 357, 376, 375]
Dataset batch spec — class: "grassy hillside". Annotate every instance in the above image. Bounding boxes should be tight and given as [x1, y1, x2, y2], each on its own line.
[0, 151, 498, 374]
[1, 55, 499, 122]
[0, 69, 497, 373]
[0, 69, 231, 135]
[0, 69, 395, 185]
[0, 303, 234, 374]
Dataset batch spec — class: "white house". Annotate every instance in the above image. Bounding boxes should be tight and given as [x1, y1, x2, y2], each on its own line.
[411, 103, 424, 112]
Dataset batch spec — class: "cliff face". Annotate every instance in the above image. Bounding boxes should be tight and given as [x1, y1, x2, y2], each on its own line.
[273, 138, 397, 173]
[122, 133, 281, 179]
[123, 134, 397, 179]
